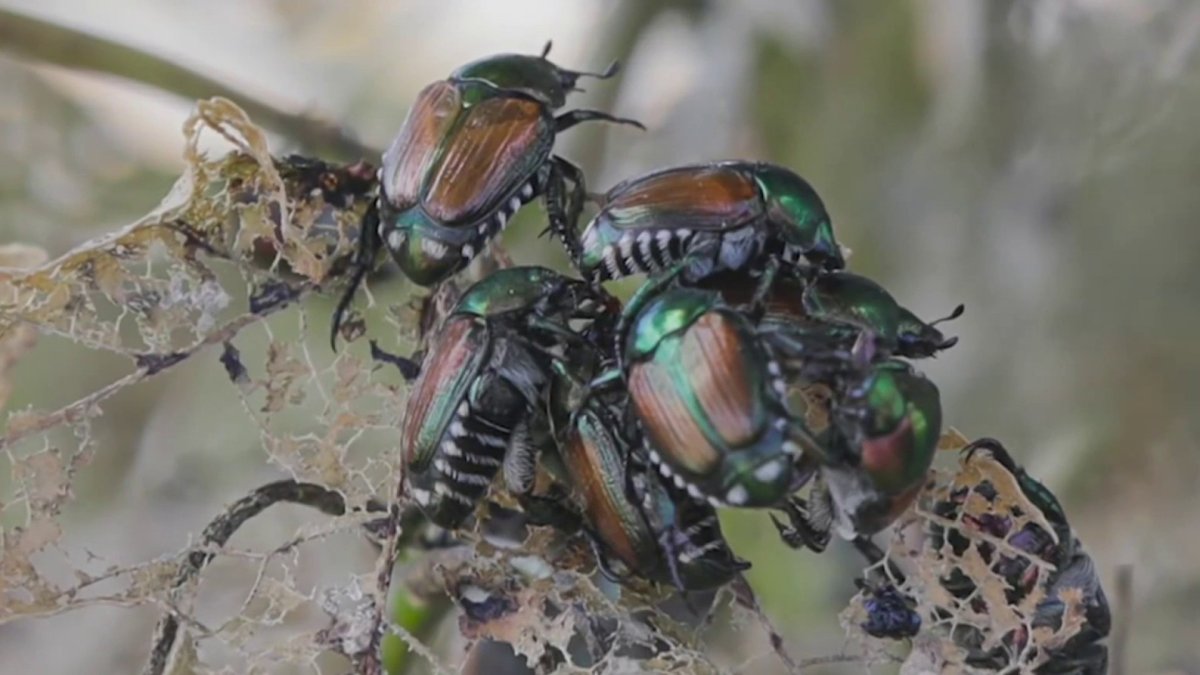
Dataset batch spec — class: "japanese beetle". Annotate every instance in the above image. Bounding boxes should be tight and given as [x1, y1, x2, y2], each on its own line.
[591, 277, 844, 509]
[548, 343, 745, 591]
[331, 44, 642, 346]
[399, 266, 606, 529]
[820, 359, 943, 538]
[573, 161, 844, 295]
[772, 357, 941, 546]
[702, 270, 962, 359]
[932, 439, 1110, 674]
[792, 272, 961, 358]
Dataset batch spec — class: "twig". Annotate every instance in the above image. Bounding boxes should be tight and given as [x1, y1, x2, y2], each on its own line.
[359, 454, 409, 675]
[730, 573, 800, 673]
[141, 479, 381, 675]
[795, 651, 901, 671]
[0, 7, 378, 160]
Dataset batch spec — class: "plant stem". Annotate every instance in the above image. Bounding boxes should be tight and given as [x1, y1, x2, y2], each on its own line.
[0, 7, 379, 160]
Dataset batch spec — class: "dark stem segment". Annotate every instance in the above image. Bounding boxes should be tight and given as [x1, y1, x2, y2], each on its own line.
[730, 574, 801, 673]
[0, 7, 378, 160]
[141, 480, 387, 675]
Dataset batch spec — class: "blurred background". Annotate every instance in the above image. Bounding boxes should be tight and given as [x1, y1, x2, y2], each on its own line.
[1, 0, 1198, 672]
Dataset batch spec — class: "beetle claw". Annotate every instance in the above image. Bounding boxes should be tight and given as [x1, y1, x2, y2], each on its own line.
[330, 264, 368, 351]
[369, 339, 421, 381]
[961, 437, 1021, 475]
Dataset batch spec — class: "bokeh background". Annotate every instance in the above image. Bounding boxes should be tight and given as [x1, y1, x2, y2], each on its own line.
[1, 1, 1199, 672]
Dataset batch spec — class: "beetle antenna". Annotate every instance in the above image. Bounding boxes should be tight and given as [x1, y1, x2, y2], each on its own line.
[541, 40, 553, 58]
[929, 303, 965, 327]
[574, 60, 621, 81]
[558, 61, 622, 92]
[369, 339, 421, 382]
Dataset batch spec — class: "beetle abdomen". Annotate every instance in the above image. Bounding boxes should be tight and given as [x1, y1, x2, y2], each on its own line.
[408, 395, 514, 528]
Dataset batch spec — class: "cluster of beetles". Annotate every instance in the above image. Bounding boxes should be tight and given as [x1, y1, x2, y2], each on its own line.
[328, 45, 1110, 673]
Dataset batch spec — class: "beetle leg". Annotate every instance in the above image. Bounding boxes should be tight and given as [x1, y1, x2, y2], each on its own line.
[368, 339, 421, 382]
[771, 495, 831, 553]
[555, 58, 622, 94]
[330, 199, 383, 350]
[748, 256, 782, 320]
[962, 437, 1070, 529]
[961, 436, 1018, 472]
[540, 157, 590, 272]
[655, 523, 712, 611]
[583, 367, 623, 395]
[760, 330, 864, 385]
[525, 319, 575, 347]
[555, 108, 645, 134]
[502, 417, 541, 496]
[585, 531, 635, 584]
[517, 492, 582, 531]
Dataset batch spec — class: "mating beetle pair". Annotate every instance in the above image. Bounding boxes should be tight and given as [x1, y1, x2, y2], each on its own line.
[396, 265, 747, 592]
[700, 268, 961, 360]
[586, 256, 955, 539]
[396, 266, 610, 528]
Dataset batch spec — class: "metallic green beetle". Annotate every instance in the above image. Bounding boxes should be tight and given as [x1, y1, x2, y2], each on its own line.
[701, 270, 962, 359]
[819, 359, 943, 538]
[799, 272, 962, 358]
[331, 44, 641, 347]
[931, 439, 1111, 674]
[569, 161, 844, 303]
[399, 266, 606, 529]
[590, 277, 843, 510]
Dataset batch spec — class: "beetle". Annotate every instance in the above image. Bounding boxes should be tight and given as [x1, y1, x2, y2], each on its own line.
[930, 439, 1111, 674]
[700, 269, 962, 359]
[398, 266, 608, 529]
[331, 44, 642, 347]
[820, 359, 943, 538]
[771, 357, 943, 547]
[588, 273, 852, 511]
[547, 341, 746, 590]
[571, 161, 844, 302]
[792, 271, 961, 358]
